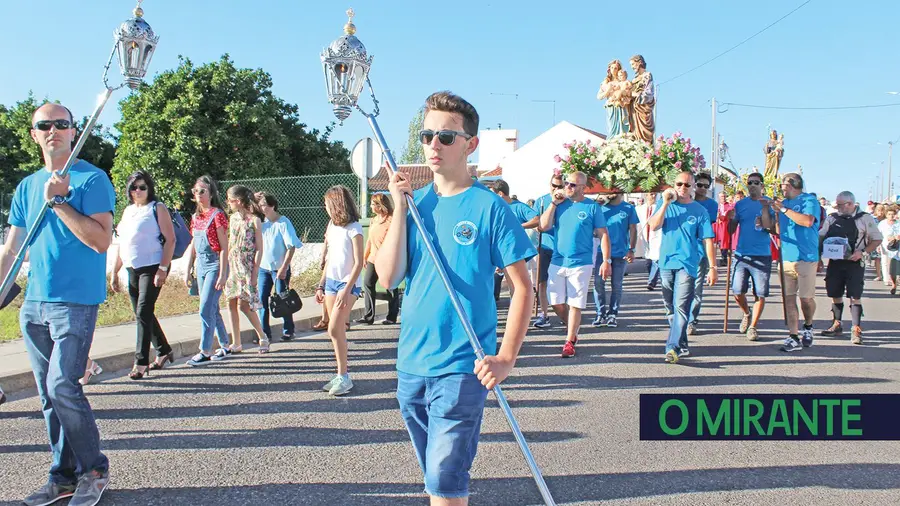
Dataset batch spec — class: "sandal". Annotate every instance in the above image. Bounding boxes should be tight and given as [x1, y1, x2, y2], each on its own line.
[312, 320, 328, 331]
[129, 365, 149, 380]
[78, 362, 103, 386]
[229, 344, 243, 353]
[149, 352, 174, 371]
[258, 339, 270, 354]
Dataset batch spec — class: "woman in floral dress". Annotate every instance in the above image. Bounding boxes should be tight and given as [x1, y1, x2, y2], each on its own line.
[224, 185, 268, 353]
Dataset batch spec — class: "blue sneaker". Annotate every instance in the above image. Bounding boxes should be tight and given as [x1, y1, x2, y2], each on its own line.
[532, 315, 552, 329]
[605, 315, 618, 328]
[591, 315, 607, 327]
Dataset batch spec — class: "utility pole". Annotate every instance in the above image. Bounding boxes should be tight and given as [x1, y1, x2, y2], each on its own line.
[711, 97, 718, 190]
[889, 141, 894, 200]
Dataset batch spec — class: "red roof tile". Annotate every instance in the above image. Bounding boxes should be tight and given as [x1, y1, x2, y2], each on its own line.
[481, 166, 503, 177]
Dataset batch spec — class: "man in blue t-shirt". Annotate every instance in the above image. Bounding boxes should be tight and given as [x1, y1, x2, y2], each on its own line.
[688, 172, 719, 335]
[531, 174, 566, 328]
[539, 170, 610, 358]
[0, 103, 115, 504]
[374, 92, 536, 503]
[725, 172, 775, 341]
[772, 172, 821, 352]
[591, 192, 639, 328]
[489, 179, 538, 301]
[647, 171, 717, 363]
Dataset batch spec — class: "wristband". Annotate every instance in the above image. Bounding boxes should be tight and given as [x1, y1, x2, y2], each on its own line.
[158, 265, 169, 272]
[779, 207, 788, 214]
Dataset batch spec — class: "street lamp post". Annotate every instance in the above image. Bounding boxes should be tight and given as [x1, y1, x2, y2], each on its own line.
[0, 1, 160, 308]
[320, 9, 556, 505]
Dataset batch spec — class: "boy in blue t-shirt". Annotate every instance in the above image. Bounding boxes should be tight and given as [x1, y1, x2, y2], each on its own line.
[374, 92, 536, 502]
[489, 179, 539, 301]
[592, 192, 639, 328]
[688, 172, 719, 335]
[647, 171, 717, 363]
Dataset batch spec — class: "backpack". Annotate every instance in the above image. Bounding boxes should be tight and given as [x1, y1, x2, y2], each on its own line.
[151, 201, 192, 260]
[821, 212, 864, 261]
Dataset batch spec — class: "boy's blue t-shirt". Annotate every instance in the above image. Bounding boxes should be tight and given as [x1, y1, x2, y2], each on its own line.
[658, 200, 715, 277]
[734, 198, 774, 256]
[551, 198, 606, 268]
[260, 216, 303, 271]
[600, 201, 640, 259]
[9, 161, 116, 305]
[695, 197, 719, 256]
[509, 200, 538, 225]
[532, 193, 555, 250]
[779, 192, 821, 262]
[398, 183, 537, 377]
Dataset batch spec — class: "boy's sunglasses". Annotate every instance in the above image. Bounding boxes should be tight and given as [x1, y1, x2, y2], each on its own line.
[130, 184, 148, 192]
[419, 129, 472, 146]
[192, 188, 208, 195]
[747, 180, 763, 186]
[695, 183, 710, 189]
[675, 182, 692, 188]
[33, 119, 73, 131]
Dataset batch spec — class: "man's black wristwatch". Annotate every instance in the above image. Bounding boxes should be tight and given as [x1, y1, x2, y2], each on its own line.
[48, 192, 72, 208]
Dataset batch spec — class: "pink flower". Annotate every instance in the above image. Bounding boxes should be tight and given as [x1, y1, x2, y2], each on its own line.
[655, 149, 661, 156]
[674, 131, 682, 138]
[658, 135, 665, 141]
[685, 138, 691, 144]
[644, 153, 652, 159]
[577, 148, 584, 155]
[667, 139, 674, 146]
[585, 139, 591, 145]
[683, 146, 690, 153]
[675, 161, 682, 169]
[563, 143, 571, 149]
[563, 155, 570, 162]
[668, 152, 676, 159]
[553, 168, 562, 176]
[590, 145, 597, 153]
[554, 154, 562, 163]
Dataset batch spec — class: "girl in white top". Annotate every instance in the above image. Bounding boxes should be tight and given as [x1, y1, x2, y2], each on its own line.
[110, 171, 176, 380]
[316, 185, 364, 396]
[878, 207, 900, 294]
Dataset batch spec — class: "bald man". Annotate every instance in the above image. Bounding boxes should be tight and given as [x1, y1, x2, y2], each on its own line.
[0, 103, 115, 506]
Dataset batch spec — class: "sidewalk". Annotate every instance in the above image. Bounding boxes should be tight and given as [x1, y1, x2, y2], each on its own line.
[0, 294, 389, 396]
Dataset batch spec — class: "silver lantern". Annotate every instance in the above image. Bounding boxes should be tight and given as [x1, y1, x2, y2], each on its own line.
[320, 8, 373, 123]
[113, 0, 160, 89]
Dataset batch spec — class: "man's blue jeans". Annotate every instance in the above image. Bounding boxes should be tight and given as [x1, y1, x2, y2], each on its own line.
[690, 256, 710, 324]
[20, 301, 109, 484]
[197, 267, 230, 352]
[593, 256, 627, 315]
[660, 269, 696, 353]
[258, 268, 294, 339]
[647, 260, 661, 288]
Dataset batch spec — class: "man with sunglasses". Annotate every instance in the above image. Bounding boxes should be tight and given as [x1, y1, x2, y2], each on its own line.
[531, 174, 567, 328]
[770, 172, 820, 352]
[539, 170, 611, 358]
[725, 172, 775, 341]
[375, 92, 535, 505]
[687, 172, 719, 335]
[647, 171, 717, 363]
[1, 103, 114, 506]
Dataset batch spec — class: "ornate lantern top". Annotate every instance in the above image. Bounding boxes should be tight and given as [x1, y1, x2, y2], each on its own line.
[321, 8, 375, 122]
[113, 0, 160, 89]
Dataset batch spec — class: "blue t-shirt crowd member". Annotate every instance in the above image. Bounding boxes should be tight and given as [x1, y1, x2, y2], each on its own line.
[257, 191, 303, 340]
[489, 179, 539, 301]
[688, 172, 719, 333]
[3, 103, 115, 504]
[531, 174, 565, 328]
[373, 92, 536, 503]
[592, 193, 639, 327]
[773, 172, 821, 352]
[539, 170, 610, 358]
[648, 171, 717, 364]
[725, 172, 775, 341]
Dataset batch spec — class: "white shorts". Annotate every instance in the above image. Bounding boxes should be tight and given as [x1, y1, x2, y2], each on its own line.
[547, 263, 593, 309]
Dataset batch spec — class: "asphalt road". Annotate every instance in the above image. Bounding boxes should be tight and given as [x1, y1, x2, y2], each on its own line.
[1, 267, 899, 506]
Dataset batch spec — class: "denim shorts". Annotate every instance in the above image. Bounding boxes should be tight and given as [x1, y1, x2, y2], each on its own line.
[396, 371, 489, 499]
[324, 277, 361, 297]
[731, 254, 772, 298]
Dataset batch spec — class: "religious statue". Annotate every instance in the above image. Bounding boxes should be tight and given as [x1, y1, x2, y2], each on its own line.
[628, 54, 655, 144]
[597, 60, 632, 137]
[763, 129, 784, 179]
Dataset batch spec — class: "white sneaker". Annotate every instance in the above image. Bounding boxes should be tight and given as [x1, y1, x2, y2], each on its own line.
[322, 375, 340, 392]
[329, 376, 354, 396]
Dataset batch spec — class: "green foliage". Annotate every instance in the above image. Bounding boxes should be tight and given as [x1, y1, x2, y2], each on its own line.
[400, 106, 425, 164]
[112, 55, 351, 215]
[558, 137, 657, 192]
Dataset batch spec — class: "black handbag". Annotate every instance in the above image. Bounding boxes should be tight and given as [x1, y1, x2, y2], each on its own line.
[270, 289, 302, 318]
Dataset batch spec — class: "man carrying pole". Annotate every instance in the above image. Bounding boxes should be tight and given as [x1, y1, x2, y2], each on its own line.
[725, 172, 776, 341]
[771, 172, 821, 352]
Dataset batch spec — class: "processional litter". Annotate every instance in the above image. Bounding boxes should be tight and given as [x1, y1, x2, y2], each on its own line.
[320, 9, 557, 506]
[0, 1, 160, 308]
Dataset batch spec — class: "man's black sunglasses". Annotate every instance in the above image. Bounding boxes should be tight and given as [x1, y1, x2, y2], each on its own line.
[747, 180, 763, 186]
[33, 119, 73, 131]
[695, 183, 710, 189]
[419, 129, 472, 146]
[675, 182, 692, 188]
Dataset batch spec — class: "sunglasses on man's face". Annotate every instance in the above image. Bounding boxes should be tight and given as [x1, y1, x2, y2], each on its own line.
[192, 188, 208, 195]
[747, 180, 762, 186]
[551, 183, 564, 190]
[675, 182, 692, 188]
[564, 181, 580, 189]
[419, 129, 472, 146]
[130, 184, 148, 192]
[695, 183, 710, 189]
[33, 119, 73, 131]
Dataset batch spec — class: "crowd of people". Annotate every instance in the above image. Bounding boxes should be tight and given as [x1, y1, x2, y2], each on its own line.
[1, 95, 897, 506]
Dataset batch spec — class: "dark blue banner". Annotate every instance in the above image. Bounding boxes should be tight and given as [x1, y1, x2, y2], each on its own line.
[639, 394, 900, 440]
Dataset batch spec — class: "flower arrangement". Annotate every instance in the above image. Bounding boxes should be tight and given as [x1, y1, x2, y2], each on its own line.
[651, 132, 706, 185]
[555, 137, 657, 192]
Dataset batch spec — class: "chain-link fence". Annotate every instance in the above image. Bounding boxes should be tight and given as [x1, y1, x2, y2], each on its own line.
[0, 193, 12, 244]
[219, 173, 360, 243]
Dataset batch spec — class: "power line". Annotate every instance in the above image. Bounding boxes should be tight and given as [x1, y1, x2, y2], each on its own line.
[720, 102, 900, 111]
[659, 0, 813, 86]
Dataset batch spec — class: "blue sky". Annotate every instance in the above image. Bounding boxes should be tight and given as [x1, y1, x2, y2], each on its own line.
[2, 0, 898, 203]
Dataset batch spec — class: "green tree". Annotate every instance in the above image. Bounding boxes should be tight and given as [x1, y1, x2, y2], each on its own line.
[112, 55, 351, 213]
[399, 106, 425, 164]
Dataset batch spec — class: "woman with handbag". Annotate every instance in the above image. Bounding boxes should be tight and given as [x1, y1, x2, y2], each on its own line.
[356, 193, 400, 325]
[256, 192, 303, 341]
[878, 206, 900, 295]
[110, 171, 175, 379]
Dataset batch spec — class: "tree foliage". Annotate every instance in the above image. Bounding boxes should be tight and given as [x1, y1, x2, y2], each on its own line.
[399, 106, 425, 165]
[112, 55, 351, 213]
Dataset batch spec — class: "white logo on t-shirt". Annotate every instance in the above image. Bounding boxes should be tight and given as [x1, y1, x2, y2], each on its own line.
[687, 216, 697, 225]
[577, 211, 588, 220]
[453, 221, 478, 246]
[618, 212, 627, 220]
[793, 205, 802, 212]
